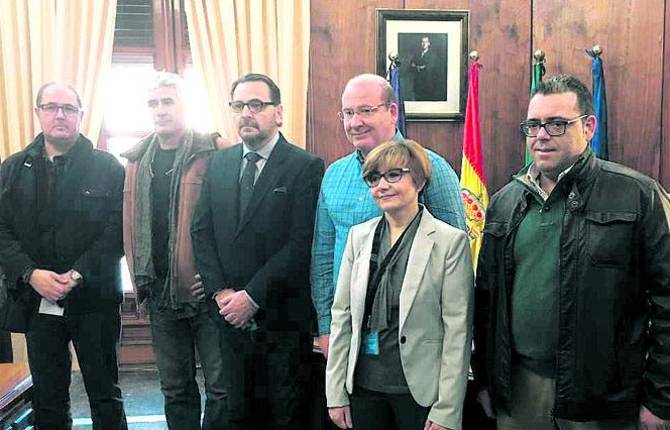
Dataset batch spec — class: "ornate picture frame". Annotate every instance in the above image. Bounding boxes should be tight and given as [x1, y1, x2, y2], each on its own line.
[376, 9, 469, 121]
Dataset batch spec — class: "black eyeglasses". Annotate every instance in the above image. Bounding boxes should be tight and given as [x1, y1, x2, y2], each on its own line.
[338, 103, 387, 122]
[229, 99, 276, 113]
[37, 103, 81, 116]
[363, 168, 411, 188]
[520, 114, 588, 137]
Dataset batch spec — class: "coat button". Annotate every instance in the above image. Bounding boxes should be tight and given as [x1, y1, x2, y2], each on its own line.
[570, 200, 579, 209]
[400, 336, 406, 344]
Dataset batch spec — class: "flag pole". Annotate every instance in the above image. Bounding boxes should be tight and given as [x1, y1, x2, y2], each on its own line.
[525, 49, 546, 166]
[586, 44, 608, 160]
[387, 52, 407, 137]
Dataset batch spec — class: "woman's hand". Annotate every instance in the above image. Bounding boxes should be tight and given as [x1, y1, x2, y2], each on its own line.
[328, 406, 353, 429]
[423, 420, 451, 430]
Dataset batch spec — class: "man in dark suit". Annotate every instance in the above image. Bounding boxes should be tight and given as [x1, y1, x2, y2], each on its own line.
[192, 73, 324, 429]
[410, 36, 439, 101]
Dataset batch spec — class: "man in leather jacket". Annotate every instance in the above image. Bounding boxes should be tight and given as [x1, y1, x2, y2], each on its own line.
[473, 74, 670, 430]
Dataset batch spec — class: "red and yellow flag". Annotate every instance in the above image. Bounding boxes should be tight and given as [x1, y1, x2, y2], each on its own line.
[460, 59, 489, 271]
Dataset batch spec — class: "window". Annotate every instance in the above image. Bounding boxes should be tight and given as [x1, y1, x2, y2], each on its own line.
[104, 0, 211, 292]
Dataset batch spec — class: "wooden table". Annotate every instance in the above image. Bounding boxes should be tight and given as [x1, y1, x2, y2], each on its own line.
[0, 363, 33, 429]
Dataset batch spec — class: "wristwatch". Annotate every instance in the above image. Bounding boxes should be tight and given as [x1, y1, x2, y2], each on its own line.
[70, 270, 83, 285]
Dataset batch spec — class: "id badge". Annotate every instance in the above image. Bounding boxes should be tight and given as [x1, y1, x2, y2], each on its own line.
[363, 331, 380, 355]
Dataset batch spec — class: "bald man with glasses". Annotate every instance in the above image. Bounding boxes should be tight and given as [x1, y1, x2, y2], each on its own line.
[310, 73, 466, 359]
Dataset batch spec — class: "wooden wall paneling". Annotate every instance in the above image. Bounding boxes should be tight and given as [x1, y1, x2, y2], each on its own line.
[533, 0, 665, 180]
[661, 0, 670, 189]
[386, 0, 531, 193]
[308, 0, 403, 164]
[468, 0, 531, 192]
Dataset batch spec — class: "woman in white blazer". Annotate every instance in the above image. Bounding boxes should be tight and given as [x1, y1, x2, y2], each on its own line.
[325, 139, 474, 430]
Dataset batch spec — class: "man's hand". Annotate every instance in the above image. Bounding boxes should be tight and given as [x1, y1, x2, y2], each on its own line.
[29, 269, 72, 302]
[64, 270, 81, 289]
[220, 290, 257, 328]
[640, 405, 670, 430]
[476, 389, 496, 419]
[328, 406, 352, 429]
[190, 274, 206, 301]
[317, 334, 330, 359]
[423, 420, 451, 430]
[214, 289, 235, 311]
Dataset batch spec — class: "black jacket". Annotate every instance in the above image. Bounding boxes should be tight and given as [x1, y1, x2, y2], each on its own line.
[473, 149, 670, 421]
[0, 134, 125, 316]
[191, 135, 324, 335]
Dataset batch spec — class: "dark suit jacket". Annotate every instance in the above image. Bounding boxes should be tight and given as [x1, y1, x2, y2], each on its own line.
[412, 49, 438, 101]
[192, 134, 324, 335]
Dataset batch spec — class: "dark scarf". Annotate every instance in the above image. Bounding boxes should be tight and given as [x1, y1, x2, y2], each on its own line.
[365, 208, 423, 332]
[132, 130, 194, 307]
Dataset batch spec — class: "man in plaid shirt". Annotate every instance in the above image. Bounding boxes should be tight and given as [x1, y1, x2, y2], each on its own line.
[310, 73, 466, 358]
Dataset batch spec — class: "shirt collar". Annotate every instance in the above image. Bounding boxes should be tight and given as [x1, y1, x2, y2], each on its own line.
[242, 131, 280, 160]
[355, 130, 404, 165]
[525, 153, 585, 200]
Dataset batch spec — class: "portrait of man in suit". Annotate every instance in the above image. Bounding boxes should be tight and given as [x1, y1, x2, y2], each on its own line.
[191, 73, 325, 429]
[398, 33, 449, 102]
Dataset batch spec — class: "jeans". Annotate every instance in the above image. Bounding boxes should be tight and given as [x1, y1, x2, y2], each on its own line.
[497, 365, 638, 430]
[26, 308, 127, 430]
[150, 305, 228, 430]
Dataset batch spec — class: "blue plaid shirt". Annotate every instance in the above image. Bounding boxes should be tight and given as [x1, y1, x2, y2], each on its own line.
[310, 134, 466, 334]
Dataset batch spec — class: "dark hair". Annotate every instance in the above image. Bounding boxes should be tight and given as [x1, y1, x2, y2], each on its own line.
[230, 73, 281, 104]
[35, 82, 82, 108]
[532, 74, 595, 116]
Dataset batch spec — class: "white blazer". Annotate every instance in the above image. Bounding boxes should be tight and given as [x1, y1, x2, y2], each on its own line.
[325, 209, 473, 430]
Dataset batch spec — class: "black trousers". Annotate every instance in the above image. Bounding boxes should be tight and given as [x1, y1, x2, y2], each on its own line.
[218, 325, 311, 430]
[26, 307, 127, 430]
[350, 386, 429, 430]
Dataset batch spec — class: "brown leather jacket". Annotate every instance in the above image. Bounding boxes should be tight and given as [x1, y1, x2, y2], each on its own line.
[122, 131, 215, 302]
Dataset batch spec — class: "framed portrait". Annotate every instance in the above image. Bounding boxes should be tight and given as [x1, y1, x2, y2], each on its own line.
[376, 9, 469, 121]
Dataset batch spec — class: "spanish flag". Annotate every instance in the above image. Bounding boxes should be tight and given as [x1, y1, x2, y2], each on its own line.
[460, 59, 488, 271]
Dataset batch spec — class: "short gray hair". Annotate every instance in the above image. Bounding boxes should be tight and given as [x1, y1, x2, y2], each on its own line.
[148, 71, 185, 96]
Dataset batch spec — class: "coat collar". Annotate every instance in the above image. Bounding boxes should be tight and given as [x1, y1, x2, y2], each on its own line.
[22, 133, 94, 164]
[352, 208, 438, 331]
[121, 129, 214, 162]
[398, 208, 436, 330]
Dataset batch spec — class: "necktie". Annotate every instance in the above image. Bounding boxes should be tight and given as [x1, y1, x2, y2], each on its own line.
[239, 152, 261, 221]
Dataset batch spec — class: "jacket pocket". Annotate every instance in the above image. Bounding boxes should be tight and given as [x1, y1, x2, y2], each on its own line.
[483, 221, 507, 238]
[80, 188, 111, 220]
[585, 211, 637, 266]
